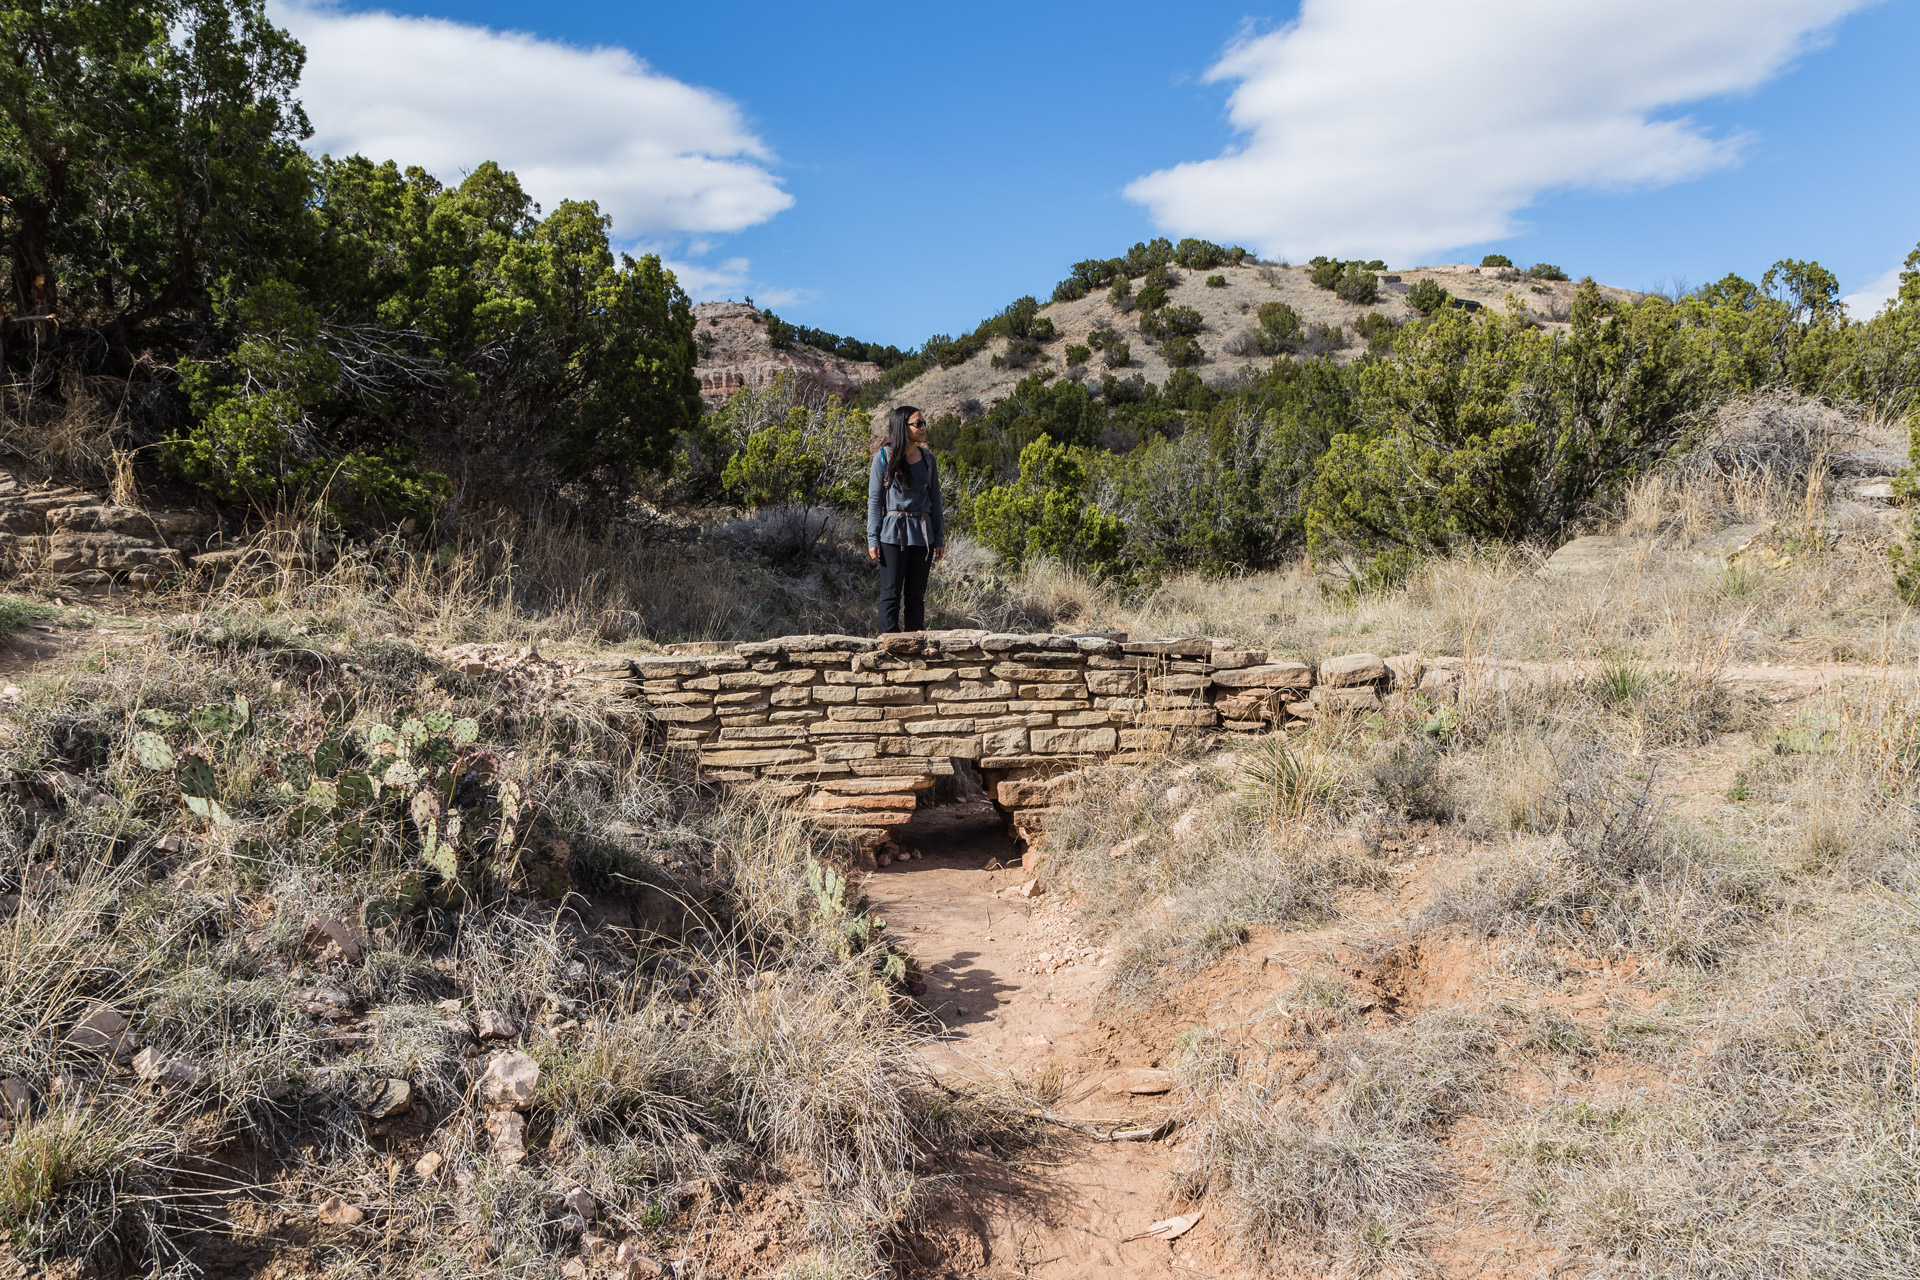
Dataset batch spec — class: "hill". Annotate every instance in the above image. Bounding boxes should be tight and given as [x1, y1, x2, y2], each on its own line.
[874, 259, 1642, 425]
[693, 301, 886, 406]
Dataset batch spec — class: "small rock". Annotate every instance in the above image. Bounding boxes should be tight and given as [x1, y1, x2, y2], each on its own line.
[485, 1109, 527, 1164]
[559, 1259, 589, 1280]
[67, 1006, 138, 1058]
[581, 1234, 618, 1265]
[316, 1194, 364, 1226]
[1011, 879, 1043, 899]
[0, 1077, 32, 1119]
[478, 1050, 540, 1111]
[365, 1078, 411, 1120]
[561, 1185, 595, 1220]
[414, 1151, 444, 1179]
[132, 1046, 206, 1090]
[1318, 652, 1387, 688]
[616, 1240, 664, 1278]
[474, 1009, 517, 1039]
[303, 914, 364, 965]
[153, 834, 186, 854]
[1108, 835, 1145, 859]
[1102, 1067, 1175, 1096]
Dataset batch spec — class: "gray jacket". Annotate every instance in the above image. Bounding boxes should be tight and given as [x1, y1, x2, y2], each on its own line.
[866, 447, 945, 548]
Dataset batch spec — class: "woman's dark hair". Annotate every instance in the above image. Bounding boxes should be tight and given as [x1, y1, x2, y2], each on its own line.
[883, 405, 921, 491]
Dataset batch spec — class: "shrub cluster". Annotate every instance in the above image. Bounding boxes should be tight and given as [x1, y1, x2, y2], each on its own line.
[1481, 254, 1513, 268]
[1528, 263, 1571, 281]
[1406, 278, 1451, 315]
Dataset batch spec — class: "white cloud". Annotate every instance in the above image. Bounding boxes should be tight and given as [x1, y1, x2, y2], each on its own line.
[273, 1, 793, 236]
[1842, 262, 1907, 318]
[1126, 0, 1872, 265]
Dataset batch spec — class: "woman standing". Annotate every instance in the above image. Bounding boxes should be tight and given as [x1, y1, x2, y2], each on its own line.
[868, 405, 946, 634]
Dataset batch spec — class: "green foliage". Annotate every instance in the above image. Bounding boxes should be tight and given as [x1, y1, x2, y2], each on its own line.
[1174, 239, 1243, 270]
[1064, 343, 1092, 367]
[1308, 283, 1705, 559]
[1135, 265, 1173, 312]
[1336, 265, 1379, 305]
[1353, 311, 1398, 353]
[1529, 263, 1570, 281]
[701, 375, 868, 509]
[1139, 305, 1203, 342]
[760, 312, 907, 367]
[970, 435, 1128, 579]
[1481, 254, 1514, 269]
[1205, 274, 1228, 288]
[1406, 278, 1451, 315]
[0, 595, 57, 640]
[1309, 257, 1345, 290]
[1162, 334, 1204, 368]
[1258, 302, 1301, 338]
[2, 7, 704, 521]
[1104, 340, 1132, 368]
[1107, 277, 1134, 309]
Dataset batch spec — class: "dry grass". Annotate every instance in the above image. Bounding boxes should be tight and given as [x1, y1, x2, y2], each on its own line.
[1501, 900, 1920, 1278]
[0, 613, 995, 1274]
[1178, 1012, 1500, 1276]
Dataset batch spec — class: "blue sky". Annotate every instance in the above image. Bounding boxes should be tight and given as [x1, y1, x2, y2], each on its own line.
[276, 0, 1919, 349]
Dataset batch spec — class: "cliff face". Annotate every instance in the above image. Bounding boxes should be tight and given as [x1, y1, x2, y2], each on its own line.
[693, 301, 883, 407]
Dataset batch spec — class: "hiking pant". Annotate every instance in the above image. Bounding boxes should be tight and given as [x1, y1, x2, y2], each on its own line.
[877, 543, 931, 634]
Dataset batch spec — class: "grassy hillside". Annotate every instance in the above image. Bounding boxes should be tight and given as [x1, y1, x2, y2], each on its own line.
[879, 258, 1633, 425]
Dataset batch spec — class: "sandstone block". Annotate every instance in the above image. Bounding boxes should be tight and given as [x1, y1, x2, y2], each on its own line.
[807, 809, 915, 827]
[761, 760, 853, 778]
[769, 710, 815, 724]
[850, 757, 954, 777]
[1018, 682, 1085, 700]
[809, 720, 902, 737]
[816, 741, 879, 762]
[717, 670, 812, 689]
[1147, 673, 1208, 692]
[714, 689, 772, 705]
[1318, 653, 1387, 688]
[855, 685, 924, 706]
[717, 725, 808, 742]
[1093, 696, 1145, 711]
[699, 748, 813, 767]
[907, 718, 973, 735]
[1007, 699, 1089, 713]
[931, 681, 1017, 701]
[1138, 710, 1219, 728]
[885, 667, 957, 683]
[1208, 661, 1312, 689]
[1145, 693, 1206, 710]
[1119, 729, 1174, 751]
[981, 728, 1029, 756]
[1207, 649, 1267, 669]
[769, 686, 814, 707]
[812, 684, 857, 704]
[808, 792, 918, 812]
[717, 713, 772, 728]
[822, 670, 883, 686]
[827, 706, 885, 721]
[880, 736, 980, 760]
[1320, 686, 1381, 712]
[1384, 653, 1423, 691]
[1054, 711, 1113, 728]
[1085, 669, 1144, 696]
[819, 776, 937, 794]
[1122, 638, 1210, 657]
[647, 705, 717, 724]
[1032, 726, 1117, 753]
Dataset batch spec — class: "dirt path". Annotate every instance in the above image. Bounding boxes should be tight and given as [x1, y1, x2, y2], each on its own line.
[868, 802, 1238, 1279]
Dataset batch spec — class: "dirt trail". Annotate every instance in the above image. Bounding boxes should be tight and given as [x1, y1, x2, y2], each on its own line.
[868, 802, 1240, 1279]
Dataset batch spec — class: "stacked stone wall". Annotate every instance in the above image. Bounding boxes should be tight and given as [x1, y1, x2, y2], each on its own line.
[631, 629, 1461, 852]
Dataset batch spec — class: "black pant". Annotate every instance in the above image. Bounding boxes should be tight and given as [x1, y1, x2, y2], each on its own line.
[877, 543, 932, 634]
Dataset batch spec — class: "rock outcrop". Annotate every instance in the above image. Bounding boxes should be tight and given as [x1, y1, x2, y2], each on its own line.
[693, 301, 882, 406]
[0, 469, 212, 589]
